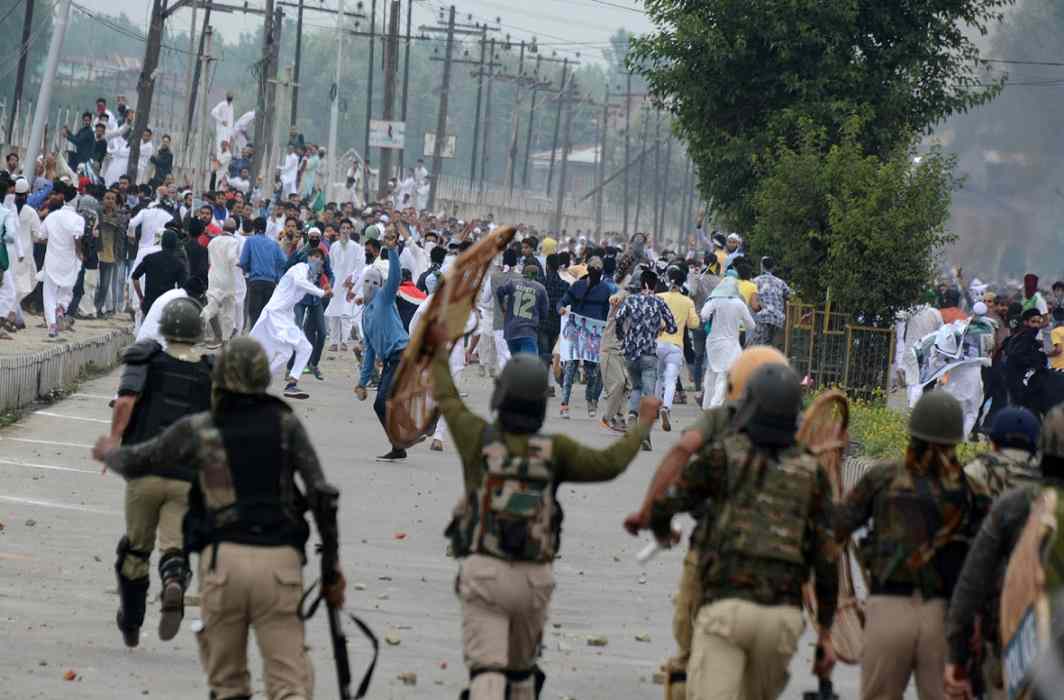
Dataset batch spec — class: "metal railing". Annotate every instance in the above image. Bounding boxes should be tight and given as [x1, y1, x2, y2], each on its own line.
[784, 302, 895, 399]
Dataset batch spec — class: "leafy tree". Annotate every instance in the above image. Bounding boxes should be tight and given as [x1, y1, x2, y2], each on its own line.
[630, 0, 1011, 231]
[751, 117, 958, 317]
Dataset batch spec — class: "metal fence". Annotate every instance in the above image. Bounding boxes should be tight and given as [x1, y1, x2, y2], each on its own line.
[784, 302, 895, 399]
[0, 328, 133, 414]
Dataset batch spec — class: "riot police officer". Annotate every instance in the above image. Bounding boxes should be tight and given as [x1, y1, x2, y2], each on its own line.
[426, 322, 660, 700]
[103, 296, 213, 647]
[834, 390, 991, 700]
[963, 406, 1040, 498]
[648, 364, 838, 700]
[94, 337, 345, 699]
[622, 345, 790, 700]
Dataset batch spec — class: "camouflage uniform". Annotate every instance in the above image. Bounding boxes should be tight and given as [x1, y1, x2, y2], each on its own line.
[964, 448, 1040, 499]
[650, 431, 838, 700]
[102, 338, 340, 700]
[662, 405, 735, 699]
[432, 348, 651, 700]
[834, 460, 991, 700]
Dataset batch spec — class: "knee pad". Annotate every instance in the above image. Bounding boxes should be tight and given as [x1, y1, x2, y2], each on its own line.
[115, 535, 152, 578]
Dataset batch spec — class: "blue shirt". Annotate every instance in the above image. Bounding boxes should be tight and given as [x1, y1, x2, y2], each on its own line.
[358, 248, 410, 387]
[239, 234, 286, 283]
[558, 278, 612, 321]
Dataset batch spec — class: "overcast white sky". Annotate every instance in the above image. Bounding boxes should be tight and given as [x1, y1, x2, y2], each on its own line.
[79, 0, 654, 63]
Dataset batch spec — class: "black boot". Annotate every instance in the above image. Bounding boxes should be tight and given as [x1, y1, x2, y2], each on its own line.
[116, 575, 149, 648]
[158, 550, 190, 642]
[115, 536, 150, 648]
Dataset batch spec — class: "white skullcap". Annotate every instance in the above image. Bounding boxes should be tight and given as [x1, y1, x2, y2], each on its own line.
[379, 214, 391, 224]
[726, 233, 742, 242]
[14, 178, 29, 194]
[972, 302, 988, 316]
[307, 226, 322, 236]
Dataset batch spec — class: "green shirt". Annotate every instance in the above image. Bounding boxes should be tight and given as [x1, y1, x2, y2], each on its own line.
[431, 349, 650, 491]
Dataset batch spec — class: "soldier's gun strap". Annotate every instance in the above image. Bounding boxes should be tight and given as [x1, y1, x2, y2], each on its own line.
[299, 579, 379, 699]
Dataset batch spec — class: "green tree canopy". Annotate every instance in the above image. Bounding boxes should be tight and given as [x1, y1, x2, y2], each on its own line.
[630, 0, 1010, 230]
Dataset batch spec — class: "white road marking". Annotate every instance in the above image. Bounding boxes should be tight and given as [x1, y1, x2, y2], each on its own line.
[32, 411, 109, 424]
[0, 458, 97, 475]
[0, 436, 94, 449]
[0, 494, 116, 515]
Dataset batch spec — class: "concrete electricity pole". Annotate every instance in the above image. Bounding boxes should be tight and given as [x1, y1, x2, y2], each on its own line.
[398, 0, 414, 172]
[326, 0, 346, 203]
[127, 0, 167, 183]
[425, 5, 456, 211]
[251, 0, 281, 187]
[24, 0, 72, 175]
[7, 0, 35, 144]
[291, 0, 304, 125]
[377, 0, 401, 200]
[362, 0, 377, 203]
[478, 37, 498, 195]
[544, 57, 569, 196]
[552, 77, 578, 233]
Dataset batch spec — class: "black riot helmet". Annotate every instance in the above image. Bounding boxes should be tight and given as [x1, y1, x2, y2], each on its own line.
[491, 354, 549, 434]
[158, 297, 204, 344]
[734, 363, 802, 447]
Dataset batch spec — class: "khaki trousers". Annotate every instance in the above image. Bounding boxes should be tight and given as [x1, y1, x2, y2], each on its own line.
[122, 476, 189, 580]
[687, 599, 805, 700]
[197, 543, 313, 700]
[860, 594, 947, 700]
[459, 554, 555, 700]
[665, 550, 703, 700]
[599, 348, 630, 420]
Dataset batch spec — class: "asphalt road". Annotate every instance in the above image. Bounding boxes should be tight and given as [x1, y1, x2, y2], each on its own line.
[0, 350, 872, 699]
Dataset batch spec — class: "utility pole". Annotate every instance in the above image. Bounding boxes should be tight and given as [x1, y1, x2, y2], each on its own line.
[7, 0, 35, 144]
[377, 0, 400, 200]
[595, 82, 611, 235]
[521, 53, 545, 189]
[544, 57, 568, 196]
[398, 0, 413, 172]
[184, 3, 211, 147]
[632, 104, 649, 233]
[552, 77, 577, 233]
[326, 0, 346, 203]
[25, 0, 71, 174]
[684, 160, 697, 238]
[651, 111, 662, 242]
[363, 0, 377, 203]
[622, 72, 632, 235]
[506, 40, 527, 196]
[478, 37, 498, 195]
[193, 27, 213, 193]
[659, 135, 673, 242]
[181, 0, 197, 151]
[426, 5, 455, 211]
[291, 0, 304, 126]
[469, 27, 487, 183]
[678, 156, 691, 243]
[251, 0, 281, 187]
[269, 66, 296, 188]
[127, 0, 167, 184]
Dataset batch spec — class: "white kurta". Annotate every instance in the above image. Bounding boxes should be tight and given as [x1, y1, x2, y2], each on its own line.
[14, 203, 41, 300]
[897, 305, 945, 405]
[279, 154, 299, 197]
[250, 262, 324, 376]
[414, 166, 430, 210]
[136, 287, 188, 348]
[325, 239, 364, 320]
[136, 140, 154, 183]
[128, 206, 173, 252]
[40, 205, 85, 325]
[0, 200, 24, 317]
[700, 295, 755, 408]
[103, 140, 130, 187]
[211, 100, 235, 151]
[232, 110, 255, 151]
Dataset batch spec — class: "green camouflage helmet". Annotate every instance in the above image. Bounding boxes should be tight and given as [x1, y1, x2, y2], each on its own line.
[213, 337, 271, 395]
[490, 354, 549, 411]
[909, 390, 964, 445]
[735, 363, 802, 446]
[1038, 405, 1064, 459]
[159, 296, 204, 343]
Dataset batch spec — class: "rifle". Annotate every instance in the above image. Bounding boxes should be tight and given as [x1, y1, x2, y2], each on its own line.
[301, 487, 379, 699]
